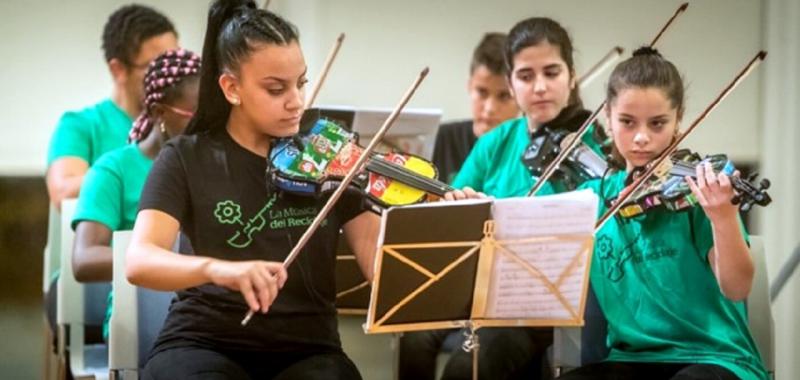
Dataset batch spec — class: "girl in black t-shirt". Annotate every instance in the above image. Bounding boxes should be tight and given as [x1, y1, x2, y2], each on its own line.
[127, 1, 380, 378]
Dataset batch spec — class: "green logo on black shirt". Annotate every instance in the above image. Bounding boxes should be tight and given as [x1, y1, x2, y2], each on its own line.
[214, 195, 277, 249]
[214, 195, 326, 249]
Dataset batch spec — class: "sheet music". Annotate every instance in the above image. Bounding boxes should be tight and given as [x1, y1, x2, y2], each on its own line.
[484, 190, 598, 319]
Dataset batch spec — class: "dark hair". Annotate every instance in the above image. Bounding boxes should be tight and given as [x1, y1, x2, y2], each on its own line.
[606, 46, 685, 116]
[505, 17, 581, 107]
[186, 0, 299, 135]
[470, 33, 508, 76]
[129, 49, 201, 142]
[102, 4, 177, 66]
[606, 47, 685, 166]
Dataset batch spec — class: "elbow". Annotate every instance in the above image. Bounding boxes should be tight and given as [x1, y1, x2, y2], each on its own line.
[721, 269, 755, 302]
[125, 247, 146, 286]
[71, 254, 91, 283]
[722, 288, 750, 302]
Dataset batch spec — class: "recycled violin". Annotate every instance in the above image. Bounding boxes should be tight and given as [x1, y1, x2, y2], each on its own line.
[613, 149, 771, 218]
[268, 111, 453, 211]
[242, 67, 430, 326]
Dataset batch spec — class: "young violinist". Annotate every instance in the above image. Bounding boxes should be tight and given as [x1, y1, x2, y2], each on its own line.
[431, 32, 519, 185]
[70, 49, 200, 340]
[452, 17, 608, 199]
[125, 1, 379, 378]
[561, 47, 768, 380]
[429, 17, 610, 380]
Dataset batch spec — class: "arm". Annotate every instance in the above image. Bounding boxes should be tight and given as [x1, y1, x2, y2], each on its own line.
[72, 221, 113, 282]
[126, 209, 288, 313]
[686, 162, 754, 301]
[46, 157, 88, 210]
[342, 211, 381, 282]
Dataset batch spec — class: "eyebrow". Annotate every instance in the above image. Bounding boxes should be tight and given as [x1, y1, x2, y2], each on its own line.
[260, 67, 309, 83]
[514, 63, 563, 73]
[617, 113, 671, 119]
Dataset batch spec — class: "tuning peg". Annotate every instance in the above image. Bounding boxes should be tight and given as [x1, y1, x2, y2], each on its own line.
[731, 194, 742, 205]
[759, 178, 771, 190]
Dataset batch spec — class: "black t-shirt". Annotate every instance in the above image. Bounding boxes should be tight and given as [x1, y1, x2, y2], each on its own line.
[138, 128, 366, 356]
[431, 120, 476, 184]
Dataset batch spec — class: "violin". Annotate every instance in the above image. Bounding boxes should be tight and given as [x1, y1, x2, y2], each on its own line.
[522, 127, 611, 190]
[268, 110, 453, 211]
[615, 149, 772, 218]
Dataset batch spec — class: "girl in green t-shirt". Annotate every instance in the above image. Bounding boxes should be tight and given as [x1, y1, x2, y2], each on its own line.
[71, 49, 201, 338]
[562, 48, 768, 380]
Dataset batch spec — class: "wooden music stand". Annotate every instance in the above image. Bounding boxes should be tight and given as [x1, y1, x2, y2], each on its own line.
[364, 194, 597, 379]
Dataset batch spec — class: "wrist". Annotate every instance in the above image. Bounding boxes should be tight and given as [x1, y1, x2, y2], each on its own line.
[200, 257, 219, 283]
[710, 212, 740, 233]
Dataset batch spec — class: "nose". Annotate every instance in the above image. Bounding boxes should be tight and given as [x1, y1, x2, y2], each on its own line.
[483, 97, 498, 117]
[287, 86, 304, 111]
[533, 76, 547, 94]
[633, 130, 650, 146]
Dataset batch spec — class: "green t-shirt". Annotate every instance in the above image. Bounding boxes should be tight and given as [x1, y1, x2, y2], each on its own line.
[451, 116, 604, 198]
[47, 98, 133, 167]
[72, 143, 153, 339]
[580, 171, 768, 380]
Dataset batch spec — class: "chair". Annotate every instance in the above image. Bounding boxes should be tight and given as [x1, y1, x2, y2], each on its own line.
[551, 282, 608, 377]
[56, 199, 110, 380]
[109, 231, 173, 380]
[42, 203, 61, 380]
[338, 314, 396, 380]
[747, 236, 775, 378]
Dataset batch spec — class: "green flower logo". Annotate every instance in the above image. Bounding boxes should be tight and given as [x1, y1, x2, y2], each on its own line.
[596, 235, 614, 260]
[214, 200, 243, 225]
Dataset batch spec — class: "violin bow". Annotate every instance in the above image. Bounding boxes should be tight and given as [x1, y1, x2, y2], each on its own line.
[241, 67, 430, 326]
[594, 51, 767, 231]
[528, 2, 689, 197]
[578, 46, 624, 90]
[306, 33, 346, 108]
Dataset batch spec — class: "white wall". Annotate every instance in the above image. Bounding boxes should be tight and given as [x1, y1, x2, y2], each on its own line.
[273, 0, 764, 163]
[0, 0, 207, 176]
[0, 0, 764, 176]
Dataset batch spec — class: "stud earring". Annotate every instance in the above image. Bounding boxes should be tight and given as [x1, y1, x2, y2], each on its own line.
[231, 97, 241, 106]
[159, 121, 166, 134]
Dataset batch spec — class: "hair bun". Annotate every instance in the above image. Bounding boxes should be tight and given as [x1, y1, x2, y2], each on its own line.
[632, 46, 662, 58]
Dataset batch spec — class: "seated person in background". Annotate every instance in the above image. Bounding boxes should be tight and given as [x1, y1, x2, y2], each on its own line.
[45, 4, 178, 210]
[400, 17, 599, 379]
[431, 32, 519, 184]
[70, 49, 200, 340]
[43, 3, 178, 341]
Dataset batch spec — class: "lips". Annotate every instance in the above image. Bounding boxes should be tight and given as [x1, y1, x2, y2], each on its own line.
[629, 151, 654, 160]
[281, 114, 302, 123]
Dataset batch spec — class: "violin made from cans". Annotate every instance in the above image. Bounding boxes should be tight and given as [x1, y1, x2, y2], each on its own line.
[613, 149, 771, 218]
[268, 111, 453, 211]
